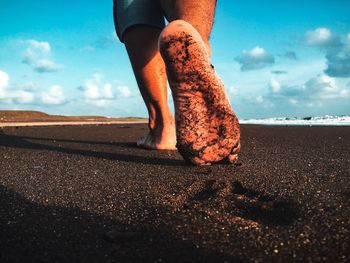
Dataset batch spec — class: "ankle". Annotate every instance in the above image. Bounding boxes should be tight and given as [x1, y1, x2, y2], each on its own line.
[154, 114, 174, 130]
[148, 109, 174, 132]
[151, 100, 173, 123]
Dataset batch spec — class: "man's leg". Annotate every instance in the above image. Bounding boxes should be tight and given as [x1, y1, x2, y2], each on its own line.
[123, 26, 176, 150]
[158, 0, 241, 164]
[159, 0, 217, 54]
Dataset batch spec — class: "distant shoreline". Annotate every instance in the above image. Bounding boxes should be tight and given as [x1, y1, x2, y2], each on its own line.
[1, 110, 349, 127]
[0, 110, 147, 127]
[0, 120, 148, 127]
[1, 121, 349, 128]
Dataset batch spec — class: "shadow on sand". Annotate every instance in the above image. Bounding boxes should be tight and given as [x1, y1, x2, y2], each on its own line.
[0, 133, 185, 167]
[0, 185, 246, 263]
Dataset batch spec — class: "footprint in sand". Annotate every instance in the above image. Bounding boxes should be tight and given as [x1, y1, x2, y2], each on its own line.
[167, 178, 297, 227]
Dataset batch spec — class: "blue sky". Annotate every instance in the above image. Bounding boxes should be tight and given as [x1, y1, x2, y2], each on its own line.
[0, 0, 349, 118]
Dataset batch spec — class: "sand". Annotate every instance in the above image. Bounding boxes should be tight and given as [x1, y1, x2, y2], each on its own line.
[0, 124, 349, 262]
[0, 110, 147, 127]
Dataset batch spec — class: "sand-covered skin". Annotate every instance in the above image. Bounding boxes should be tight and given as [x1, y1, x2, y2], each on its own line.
[159, 20, 240, 165]
[0, 124, 349, 262]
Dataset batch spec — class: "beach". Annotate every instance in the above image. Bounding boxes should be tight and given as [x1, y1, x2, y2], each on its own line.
[0, 123, 349, 262]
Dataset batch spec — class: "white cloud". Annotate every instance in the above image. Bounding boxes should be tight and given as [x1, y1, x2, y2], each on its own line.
[228, 86, 238, 96]
[83, 73, 115, 101]
[235, 46, 275, 70]
[269, 78, 281, 93]
[256, 95, 264, 103]
[304, 75, 349, 99]
[103, 83, 114, 99]
[305, 28, 350, 77]
[263, 75, 349, 105]
[0, 70, 35, 104]
[241, 94, 274, 109]
[116, 85, 131, 97]
[34, 59, 60, 73]
[13, 90, 35, 104]
[0, 70, 9, 98]
[305, 101, 323, 108]
[84, 75, 100, 100]
[1, 70, 68, 106]
[288, 98, 298, 105]
[27, 40, 51, 53]
[81, 74, 133, 106]
[306, 27, 332, 46]
[41, 85, 66, 105]
[22, 39, 61, 73]
[250, 47, 265, 56]
[89, 99, 110, 107]
[81, 73, 132, 107]
[0, 70, 9, 88]
[325, 44, 350, 78]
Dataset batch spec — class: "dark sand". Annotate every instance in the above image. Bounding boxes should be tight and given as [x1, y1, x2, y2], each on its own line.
[0, 124, 349, 262]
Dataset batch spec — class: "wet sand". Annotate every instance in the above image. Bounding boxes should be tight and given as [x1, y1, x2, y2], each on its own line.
[0, 124, 349, 262]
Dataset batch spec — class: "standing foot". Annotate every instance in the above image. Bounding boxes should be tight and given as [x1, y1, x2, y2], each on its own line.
[136, 120, 177, 150]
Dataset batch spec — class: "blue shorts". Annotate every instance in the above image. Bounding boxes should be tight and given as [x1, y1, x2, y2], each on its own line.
[113, 0, 166, 42]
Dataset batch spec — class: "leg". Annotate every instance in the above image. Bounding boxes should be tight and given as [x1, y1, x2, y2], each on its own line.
[123, 26, 176, 150]
[159, 0, 217, 55]
[158, 1, 241, 164]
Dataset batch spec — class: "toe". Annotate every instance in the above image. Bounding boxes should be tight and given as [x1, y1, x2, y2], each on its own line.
[192, 157, 212, 166]
[226, 153, 239, 164]
[225, 141, 241, 164]
[232, 141, 241, 154]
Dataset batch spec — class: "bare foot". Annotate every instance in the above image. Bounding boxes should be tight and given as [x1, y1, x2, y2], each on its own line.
[159, 20, 240, 165]
[137, 120, 177, 150]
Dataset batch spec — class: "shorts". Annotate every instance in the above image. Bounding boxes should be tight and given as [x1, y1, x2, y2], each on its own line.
[113, 0, 166, 42]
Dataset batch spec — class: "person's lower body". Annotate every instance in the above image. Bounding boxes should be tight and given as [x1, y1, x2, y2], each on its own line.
[113, 0, 240, 164]
[114, 0, 176, 150]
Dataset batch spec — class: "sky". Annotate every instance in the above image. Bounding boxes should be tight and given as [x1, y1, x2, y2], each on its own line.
[0, 0, 349, 119]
